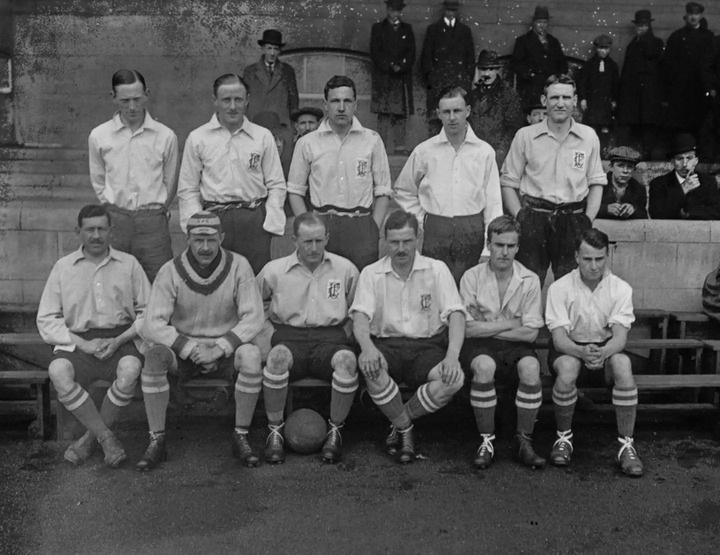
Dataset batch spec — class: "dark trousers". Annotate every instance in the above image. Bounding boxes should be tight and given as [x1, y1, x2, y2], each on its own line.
[106, 205, 172, 283]
[324, 213, 380, 271]
[206, 203, 272, 275]
[516, 198, 591, 286]
[422, 213, 485, 284]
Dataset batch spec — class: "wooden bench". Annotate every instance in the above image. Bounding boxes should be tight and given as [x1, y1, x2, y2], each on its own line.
[0, 370, 52, 439]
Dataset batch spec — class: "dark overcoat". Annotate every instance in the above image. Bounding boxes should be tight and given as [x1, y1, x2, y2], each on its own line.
[468, 80, 524, 163]
[598, 172, 648, 219]
[370, 19, 416, 116]
[420, 19, 475, 114]
[577, 55, 620, 127]
[511, 30, 567, 108]
[649, 171, 720, 220]
[242, 59, 299, 126]
[617, 32, 664, 126]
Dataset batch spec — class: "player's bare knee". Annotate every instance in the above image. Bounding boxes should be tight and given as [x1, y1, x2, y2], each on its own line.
[554, 356, 580, 386]
[610, 354, 634, 387]
[266, 345, 293, 374]
[235, 343, 261, 375]
[116, 356, 141, 389]
[517, 356, 541, 386]
[48, 359, 75, 394]
[331, 349, 357, 377]
[471, 355, 495, 383]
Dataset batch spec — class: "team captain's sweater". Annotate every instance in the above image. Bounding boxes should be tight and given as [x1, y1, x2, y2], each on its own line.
[141, 248, 264, 359]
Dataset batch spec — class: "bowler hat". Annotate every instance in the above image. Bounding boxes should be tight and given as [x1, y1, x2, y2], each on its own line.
[442, 1, 460, 9]
[671, 133, 697, 156]
[385, 0, 406, 9]
[290, 107, 324, 122]
[608, 146, 642, 165]
[686, 2, 704, 14]
[476, 50, 502, 69]
[253, 111, 286, 134]
[593, 34, 613, 48]
[258, 29, 285, 47]
[533, 6, 550, 21]
[632, 9, 654, 24]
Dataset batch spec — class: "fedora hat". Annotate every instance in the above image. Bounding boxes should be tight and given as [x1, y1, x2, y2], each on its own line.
[632, 9, 654, 24]
[476, 50, 502, 69]
[258, 29, 285, 47]
[533, 6, 550, 21]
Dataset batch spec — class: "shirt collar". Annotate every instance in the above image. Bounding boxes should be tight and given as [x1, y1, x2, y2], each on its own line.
[71, 245, 122, 265]
[571, 267, 612, 291]
[285, 250, 331, 273]
[376, 252, 431, 275]
[317, 116, 364, 136]
[532, 117, 582, 140]
[444, 17, 455, 27]
[436, 124, 482, 146]
[112, 111, 157, 133]
[208, 113, 255, 138]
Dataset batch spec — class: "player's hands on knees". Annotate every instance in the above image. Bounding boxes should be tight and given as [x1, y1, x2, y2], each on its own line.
[191, 344, 224, 366]
[582, 344, 604, 370]
[359, 346, 387, 382]
[440, 356, 463, 386]
[94, 337, 122, 360]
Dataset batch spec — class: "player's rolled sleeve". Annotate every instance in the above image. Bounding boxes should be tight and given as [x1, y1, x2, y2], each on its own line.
[371, 135, 393, 198]
[261, 134, 288, 235]
[586, 133, 608, 186]
[545, 284, 571, 333]
[88, 133, 109, 204]
[458, 266, 479, 322]
[607, 282, 635, 330]
[287, 138, 312, 197]
[393, 150, 426, 223]
[500, 131, 527, 190]
[177, 134, 204, 232]
[436, 262, 467, 324]
[482, 152, 503, 224]
[348, 267, 377, 322]
[520, 275, 545, 329]
[162, 132, 180, 205]
[36, 263, 74, 350]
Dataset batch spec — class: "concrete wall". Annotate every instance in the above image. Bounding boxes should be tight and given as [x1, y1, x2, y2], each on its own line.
[4, 0, 720, 147]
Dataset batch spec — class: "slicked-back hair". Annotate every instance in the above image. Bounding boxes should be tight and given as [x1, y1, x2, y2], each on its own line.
[576, 228, 609, 252]
[112, 69, 146, 93]
[487, 215, 521, 241]
[436, 85, 468, 110]
[323, 75, 356, 100]
[293, 211, 328, 237]
[543, 73, 576, 95]
[213, 74, 249, 97]
[384, 210, 418, 237]
[77, 204, 111, 228]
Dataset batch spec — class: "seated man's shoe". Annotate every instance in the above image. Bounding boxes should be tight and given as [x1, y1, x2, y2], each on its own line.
[473, 433, 495, 469]
[397, 425, 415, 464]
[63, 430, 96, 466]
[321, 421, 343, 464]
[550, 430, 574, 467]
[136, 431, 167, 472]
[208, 386, 230, 411]
[385, 426, 399, 456]
[264, 422, 285, 464]
[232, 429, 260, 467]
[617, 436, 644, 477]
[516, 432, 546, 469]
[98, 431, 127, 468]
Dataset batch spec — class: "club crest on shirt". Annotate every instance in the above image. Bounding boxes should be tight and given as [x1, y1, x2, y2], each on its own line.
[327, 279, 342, 300]
[420, 293, 432, 312]
[572, 150, 586, 170]
[248, 152, 261, 171]
[356, 158, 369, 178]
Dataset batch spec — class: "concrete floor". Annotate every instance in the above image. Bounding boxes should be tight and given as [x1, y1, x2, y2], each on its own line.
[1, 399, 720, 554]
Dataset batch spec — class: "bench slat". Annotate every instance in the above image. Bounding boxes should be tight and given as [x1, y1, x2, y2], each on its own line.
[0, 370, 49, 384]
[634, 374, 720, 389]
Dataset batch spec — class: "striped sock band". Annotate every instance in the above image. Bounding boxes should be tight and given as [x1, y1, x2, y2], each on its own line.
[370, 380, 400, 406]
[141, 371, 169, 395]
[235, 371, 262, 394]
[58, 384, 90, 412]
[471, 382, 497, 409]
[612, 387, 638, 407]
[332, 372, 359, 394]
[416, 383, 442, 413]
[263, 367, 289, 390]
[516, 384, 542, 410]
[107, 381, 134, 407]
[552, 386, 578, 407]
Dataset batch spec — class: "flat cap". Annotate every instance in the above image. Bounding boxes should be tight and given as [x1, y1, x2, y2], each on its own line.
[593, 34, 613, 48]
[290, 107, 324, 122]
[686, 2, 704, 14]
[608, 146, 642, 164]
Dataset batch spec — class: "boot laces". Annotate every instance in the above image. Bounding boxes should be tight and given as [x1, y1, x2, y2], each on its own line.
[617, 436, 637, 460]
[553, 430, 574, 453]
[477, 433, 496, 457]
[266, 422, 285, 446]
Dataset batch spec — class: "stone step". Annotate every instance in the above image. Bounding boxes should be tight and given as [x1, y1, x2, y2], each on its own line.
[0, 159, 88, 174]
[0, 147, 87, 161]
[0, 172, 90, 188]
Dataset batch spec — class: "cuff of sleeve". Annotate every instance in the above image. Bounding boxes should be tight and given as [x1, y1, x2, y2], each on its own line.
[440, 307, 467, 324]
[500, 178, 520, 189]
[263, 205, 287, 236]
[287, 182, 309, 197]
[349, 307, 374, 323]
[217, 333, 241, 357]
[522, 317, 545, 329]
[373, 186, 394, 198]
[607, 317, 632, 329]
[172, 335, 195, 359]
[546, 321, 571, 333]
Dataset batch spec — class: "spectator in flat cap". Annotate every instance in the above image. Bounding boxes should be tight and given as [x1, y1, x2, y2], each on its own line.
[511, 6, 568, 109]
[370, 0, 416, 154]
[291, 107, 324, 141]
[617, 10, 664, 159]
[598, 147, 648, 220]
[649, 133, 720, 220]
[468, 50, 525, 165]
[525, 103, 546, 125]
[420, 0, 476, 136]
[242, 29, 299, 128]
[578, 35, 620, 155]
[661, 3, 715, 155]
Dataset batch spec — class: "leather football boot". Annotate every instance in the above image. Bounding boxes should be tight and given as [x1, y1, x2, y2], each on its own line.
[264, 422, 285, 464]
[397, 425, 415, 464]
[321, 421, 343, 464]
[232, 429, 260, 467]
[63, 430, 97, 466]
[617, 437, 644, 477]
[516, 432, 546, 469]
[550, 430, 574, 467]
[473, 433, 495, 469]
[135, 432, 168, 472]
[385, 426, 399, 456]
[98, 431, 127, 468]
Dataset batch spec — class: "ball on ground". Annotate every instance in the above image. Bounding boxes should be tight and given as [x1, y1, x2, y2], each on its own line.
[284, 409, 327, 454]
